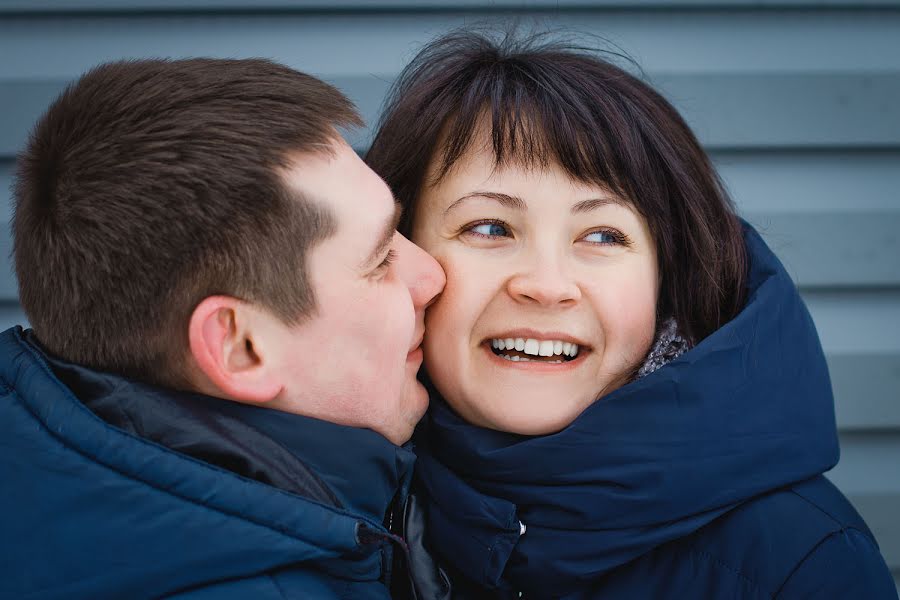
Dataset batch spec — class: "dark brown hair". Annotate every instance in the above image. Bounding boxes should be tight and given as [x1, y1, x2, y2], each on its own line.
[366, 30, 747, 344]
[14, 58, 361, 387]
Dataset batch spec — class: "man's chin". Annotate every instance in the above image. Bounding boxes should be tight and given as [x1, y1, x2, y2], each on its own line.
[398, 381, 430, 440]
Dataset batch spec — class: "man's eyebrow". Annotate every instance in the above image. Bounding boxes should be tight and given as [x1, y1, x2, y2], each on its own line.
[364, 202, 403, 269]
[444, 191, 527, 216]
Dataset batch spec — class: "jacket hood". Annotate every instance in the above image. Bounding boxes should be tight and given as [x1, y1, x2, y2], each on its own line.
[0, 327, 396, 599]
[415, 224, 840, 597]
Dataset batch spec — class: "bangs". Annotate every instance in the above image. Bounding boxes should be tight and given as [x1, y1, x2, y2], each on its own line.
[425, 40, 642, 203]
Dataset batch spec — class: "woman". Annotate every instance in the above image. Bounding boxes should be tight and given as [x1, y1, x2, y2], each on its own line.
[366, 31, 896, 599]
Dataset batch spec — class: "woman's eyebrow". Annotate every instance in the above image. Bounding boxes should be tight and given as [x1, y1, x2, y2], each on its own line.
[444, 191, 526, 215]
[444, 192, 628, 216]
[571, 197, 629, 214]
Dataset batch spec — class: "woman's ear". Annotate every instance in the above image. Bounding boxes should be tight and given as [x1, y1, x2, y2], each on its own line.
[187, 296, 283, 404]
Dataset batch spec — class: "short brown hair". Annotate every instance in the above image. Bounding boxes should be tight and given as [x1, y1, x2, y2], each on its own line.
[366, 30, 747, 344]
[14, 58, 361, 387]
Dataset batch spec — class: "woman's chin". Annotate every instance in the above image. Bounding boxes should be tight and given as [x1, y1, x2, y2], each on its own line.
[449, 391, 596, 436]
[428, 343, 625, 435]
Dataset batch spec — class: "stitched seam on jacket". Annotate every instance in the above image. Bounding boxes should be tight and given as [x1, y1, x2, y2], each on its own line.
[772, 486, 882, 596]
[788, 487, 843, 528]
[688, 549, 771, 599]
[4, 333, 388, 544]
[788, 487, 879, 549]
[267, 573, 290, 600]
[772, 530, 837, 599]
[772, 526, 878, 599]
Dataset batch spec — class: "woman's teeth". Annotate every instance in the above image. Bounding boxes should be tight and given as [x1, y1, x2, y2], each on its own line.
[490, 337, 579, 358]
[495, 353, 566, 363]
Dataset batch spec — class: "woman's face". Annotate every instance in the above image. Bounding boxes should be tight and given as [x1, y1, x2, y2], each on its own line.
[412, 140, 659, 435]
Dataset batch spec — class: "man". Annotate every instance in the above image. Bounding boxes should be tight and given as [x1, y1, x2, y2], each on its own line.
[0, 58, 445, 599]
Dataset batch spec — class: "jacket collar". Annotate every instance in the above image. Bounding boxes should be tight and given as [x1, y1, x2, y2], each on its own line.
[207, 399, 416, 524]
[27, 329, 414, 524]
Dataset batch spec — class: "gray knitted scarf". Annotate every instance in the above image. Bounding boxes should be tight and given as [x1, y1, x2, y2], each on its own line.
[636, 318, 691, 378]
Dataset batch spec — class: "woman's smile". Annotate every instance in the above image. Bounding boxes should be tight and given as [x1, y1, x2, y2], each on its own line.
[484, 330, 588, 370]
[484, 341, 588, 371]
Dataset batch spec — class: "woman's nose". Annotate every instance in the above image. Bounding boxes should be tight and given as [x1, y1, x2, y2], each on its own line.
[507, 253, 581, 307]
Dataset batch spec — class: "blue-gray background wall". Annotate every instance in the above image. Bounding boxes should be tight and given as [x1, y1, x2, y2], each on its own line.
[1, 1, 898, 591]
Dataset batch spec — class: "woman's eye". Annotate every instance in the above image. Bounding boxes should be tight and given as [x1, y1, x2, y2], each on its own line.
[466, 221, 509, 238]
[582, 229, 622, 245]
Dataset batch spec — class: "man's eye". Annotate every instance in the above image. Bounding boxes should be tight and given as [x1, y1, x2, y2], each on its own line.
[373, 249, 396, 275]
[466, 221, 509, 238]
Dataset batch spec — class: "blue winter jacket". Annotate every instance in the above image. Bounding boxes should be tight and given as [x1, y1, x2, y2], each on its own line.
[0, 327, 418, 599]
[414, 225, 897, 599]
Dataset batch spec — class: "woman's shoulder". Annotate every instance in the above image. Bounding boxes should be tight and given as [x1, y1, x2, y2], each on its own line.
[674, 474, 896, 598]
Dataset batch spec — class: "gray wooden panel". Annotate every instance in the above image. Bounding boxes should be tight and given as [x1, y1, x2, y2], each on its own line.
[2, 0, 900, 12]
[830, 354, 900, 431]
[830, 432, 900, 492]
[847, 492, 900, 572]
[4, 72, 900, 159]
[802, 291, 899, 434]
[0, 304, 27, 332]
[0, 81, 61, 159]
[745, 211, 900, 288]
[653, 73, 900, 149]
[852, 493, 900, 572]
[3, 10, 898, 80]
[714, 150, 900, 213]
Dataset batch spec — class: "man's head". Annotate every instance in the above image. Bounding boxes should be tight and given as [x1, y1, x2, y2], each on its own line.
[13, 58, 444, 444]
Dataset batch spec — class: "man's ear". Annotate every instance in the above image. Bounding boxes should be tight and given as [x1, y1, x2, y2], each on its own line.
[187, 296, 283, 404]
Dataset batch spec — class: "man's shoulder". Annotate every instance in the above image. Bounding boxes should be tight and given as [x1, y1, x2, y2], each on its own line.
[0, 325, 393, 599]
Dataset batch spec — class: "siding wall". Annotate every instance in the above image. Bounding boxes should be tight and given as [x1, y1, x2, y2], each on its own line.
[1, 1, 898, 591]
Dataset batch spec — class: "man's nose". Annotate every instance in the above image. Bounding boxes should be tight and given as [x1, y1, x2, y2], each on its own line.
[507, 251, 581, 307]
[395, 234, 446, 309]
